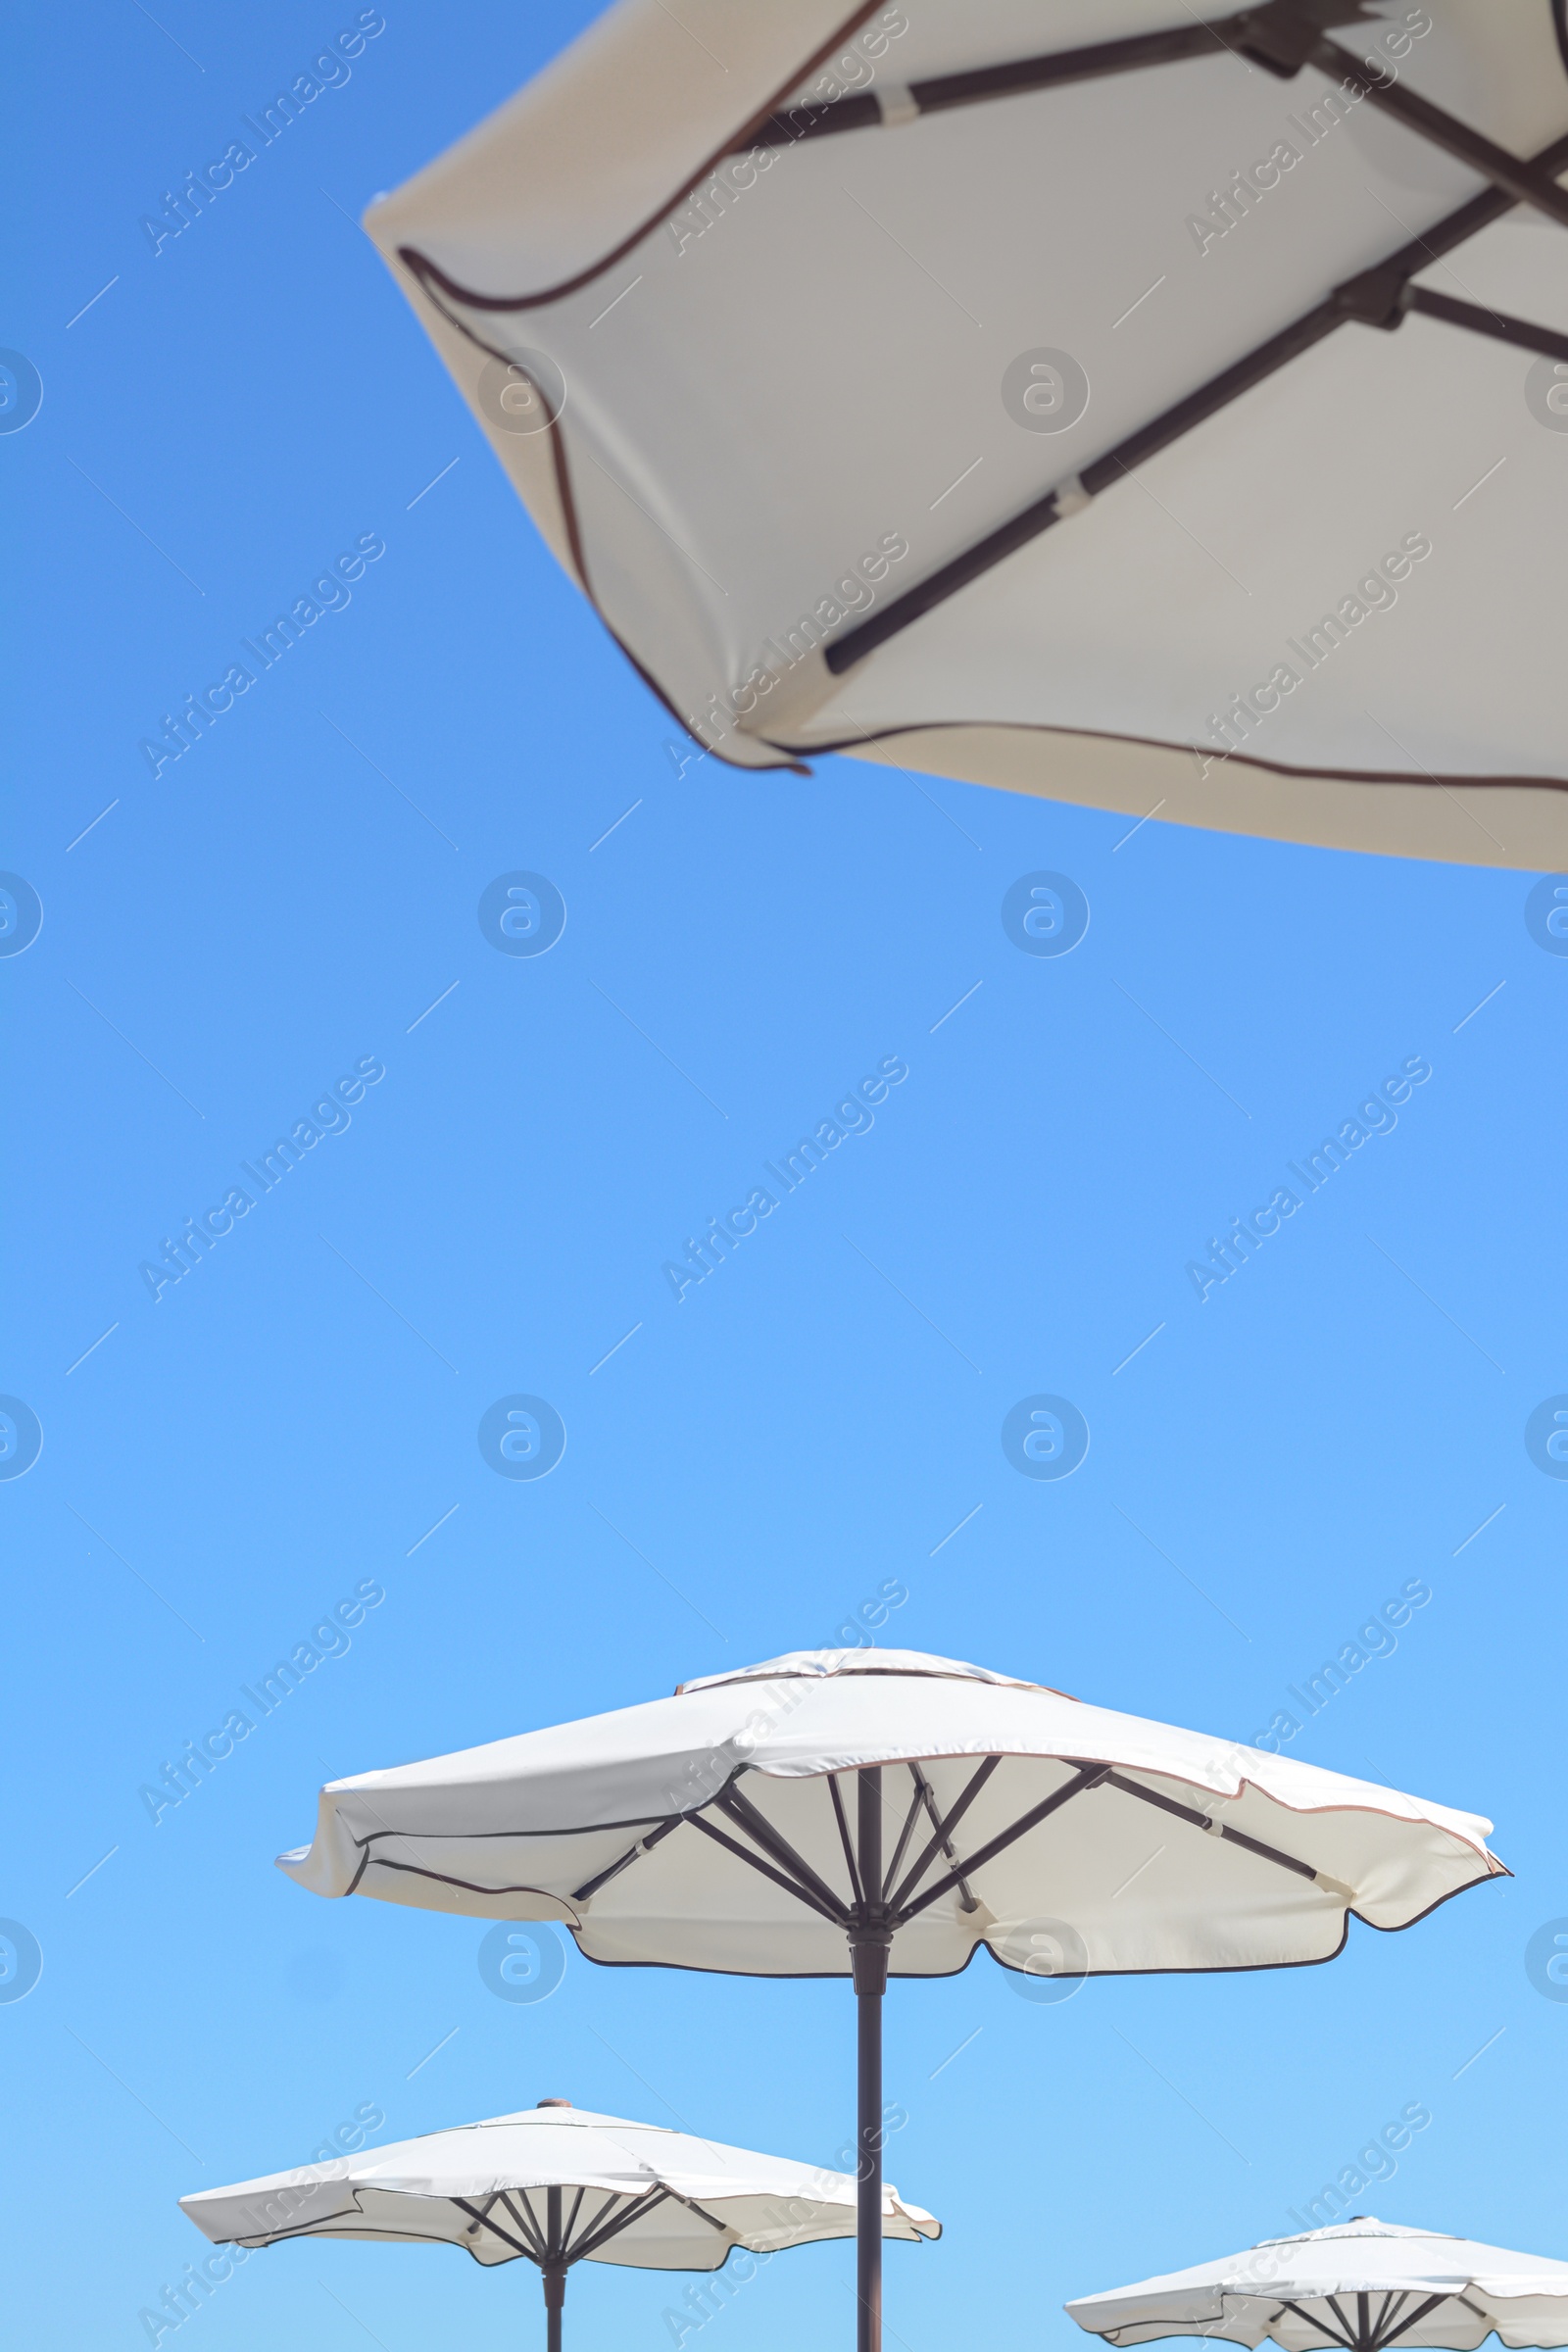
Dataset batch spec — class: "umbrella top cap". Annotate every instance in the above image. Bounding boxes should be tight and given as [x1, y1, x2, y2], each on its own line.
[536, 2098, 571, 2108]
[676, 1646, 1070, 1697]
[1257, 2218, 1456, 2247]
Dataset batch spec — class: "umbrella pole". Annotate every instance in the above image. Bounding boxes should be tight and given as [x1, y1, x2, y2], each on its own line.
[544, 2182, 565, 2352]
[852, 1767, 890, 2352]
[542, 2264, 565, 2352]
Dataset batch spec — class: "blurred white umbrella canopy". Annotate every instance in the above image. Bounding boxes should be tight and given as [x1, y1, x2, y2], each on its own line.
[278, 1647, 1504, 2352]
[182, 2095, 938, 2352]
[361, 0, 1568, 867]
[1067, 2216, 1568, 2352]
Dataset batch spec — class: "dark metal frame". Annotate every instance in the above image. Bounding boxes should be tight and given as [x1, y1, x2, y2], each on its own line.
[576, 1756, 1338, 2352]
[821, 168, 1568, 676]
[392, 0, 1568, 731]
[1265, 2287, 1452, 2352]
[235, 2172, 730, 2352]
[740, 15, 1265, 149]
[1095, 2251, 1474, 2352]
[808, 3, 1568, 681]
[450, 2177, 721, 2352]
[327, 1751, 1498, 2352]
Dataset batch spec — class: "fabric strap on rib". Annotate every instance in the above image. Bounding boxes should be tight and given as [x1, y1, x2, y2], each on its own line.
[741, 14, 1263, 149]
[738, 4, 1384, 150]
[1098, 1770, 1320, 1881]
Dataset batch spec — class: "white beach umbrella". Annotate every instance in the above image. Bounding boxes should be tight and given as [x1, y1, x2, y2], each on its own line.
[358, 0, 1568, 868]
[278, 1648, 1504, 2352]
[1067, 2215, 1568, 2352]
[181, 2094, 938, 2352]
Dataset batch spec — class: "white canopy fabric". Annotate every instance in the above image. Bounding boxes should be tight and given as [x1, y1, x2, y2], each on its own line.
[276, 1647, 1504, 1978]
[181, 2099, 937, 2269]
[1067, 2217, 1568, 2351]
[363, 0, 1568, 868]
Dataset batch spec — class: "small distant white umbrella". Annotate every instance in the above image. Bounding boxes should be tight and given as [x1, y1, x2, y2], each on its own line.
[277, 1648, 1504, 2352]
[181, 2095, 938, 2352]
[1067, 2215, 1568, 2352]
[357, 0, 1568, 866]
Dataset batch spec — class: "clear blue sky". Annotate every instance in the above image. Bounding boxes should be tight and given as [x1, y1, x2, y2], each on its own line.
[5, 7, 1567, 2351]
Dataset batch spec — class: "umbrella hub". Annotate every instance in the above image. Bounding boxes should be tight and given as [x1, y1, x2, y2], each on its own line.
[542, 2265, 567, 2309]
[848, 1908, 894, 1996]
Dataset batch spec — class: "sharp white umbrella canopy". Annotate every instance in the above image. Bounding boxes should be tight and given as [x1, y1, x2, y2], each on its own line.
[278, 1648, 1505, 2352]
[361, 0, 1568, 868]
[181, 2096, 938, 2352]
[1067, 2216, 1568, 2352]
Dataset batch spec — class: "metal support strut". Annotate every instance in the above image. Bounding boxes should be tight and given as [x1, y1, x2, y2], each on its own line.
[851, 1767, 890, 2352]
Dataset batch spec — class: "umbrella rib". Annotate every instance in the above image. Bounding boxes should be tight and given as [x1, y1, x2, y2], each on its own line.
[1288, 2295, 1363, 2352]
[884, 1755, 1000, 1915]
[1310, 30, 1568, 228]
[570, 1813, 685, 1903]
[453, 2196, 537, 2261]
[649, 2181, 736, 2239]
[752, 2, 1568, 228]
[1378, 2294, 1450, 2348]
[911, 1763, 982, 1913]
[686, 1809, 849, 1925]
[819, 122, 1568, 684]
[740, 15, 1257, 149]
[1375, 2290, 1405, 2343]
[880, 1770, 929, 1905]
[828, 1771, 866, 1906]
[714, 1782, 855, 1921]
[570, 2185, 674, 2260]
[500, 2188, 551, 2262]
[561, 2183, 590, 2251]
[1402, 284, 1568, 363]
[1100, 1771, 1320, 1882]
[894, 1761, 1110, 1923]
[563, 2187, 627, 2258]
